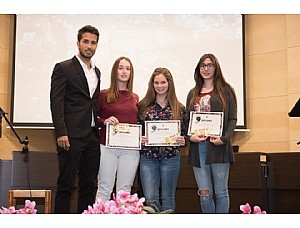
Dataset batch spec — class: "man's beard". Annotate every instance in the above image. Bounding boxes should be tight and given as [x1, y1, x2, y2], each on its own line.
[79, 49, 94, 59]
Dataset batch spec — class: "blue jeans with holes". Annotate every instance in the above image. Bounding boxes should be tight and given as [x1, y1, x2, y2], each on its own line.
[139, 153, 181, 212]
[192, 141, 230, 213]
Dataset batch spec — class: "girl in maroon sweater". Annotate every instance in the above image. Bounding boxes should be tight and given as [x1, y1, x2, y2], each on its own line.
[96, 56, 139, 202]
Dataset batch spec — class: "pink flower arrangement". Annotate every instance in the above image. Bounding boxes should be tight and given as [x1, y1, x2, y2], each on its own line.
[82, 190, 147, 214]
[0, 200, 37, 214]
[240, 203, 267, 214]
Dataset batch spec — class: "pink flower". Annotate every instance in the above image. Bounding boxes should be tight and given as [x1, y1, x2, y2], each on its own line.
[240, 203, 252, 214]
[240, 203, 267, 214]
[253, 206, 267, 214]
[0, 200, 37, 214]
[82, 190, 147, 214]
[0, 206, 17, 214]
[18, 200, 37, 214]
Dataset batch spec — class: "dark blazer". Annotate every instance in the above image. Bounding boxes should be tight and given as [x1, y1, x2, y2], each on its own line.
[50, 56, 101, 139]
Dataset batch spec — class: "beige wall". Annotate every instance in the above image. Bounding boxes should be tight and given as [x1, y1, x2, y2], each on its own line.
[1, 14, 300, 160]
[0, 15, 57, 160]
[232, 14, 300, 153]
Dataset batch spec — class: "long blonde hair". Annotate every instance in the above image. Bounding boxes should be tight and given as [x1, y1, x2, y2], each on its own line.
[139, 67, 182, 119]
[106, 56, 134, 103]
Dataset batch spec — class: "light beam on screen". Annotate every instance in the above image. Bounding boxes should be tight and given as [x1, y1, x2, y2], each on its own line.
[12, 14, 245, 128]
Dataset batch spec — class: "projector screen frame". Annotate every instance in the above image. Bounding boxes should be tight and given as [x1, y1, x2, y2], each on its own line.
[10, 14, 247, 129]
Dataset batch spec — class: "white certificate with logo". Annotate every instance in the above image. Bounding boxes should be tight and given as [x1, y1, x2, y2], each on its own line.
[145, 120, 181, 146]
[106, 123, 142, 150]
[188, 111, 223, 136]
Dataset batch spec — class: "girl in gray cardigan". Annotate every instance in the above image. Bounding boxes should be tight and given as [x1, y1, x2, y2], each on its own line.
[186, 53, 237, 213]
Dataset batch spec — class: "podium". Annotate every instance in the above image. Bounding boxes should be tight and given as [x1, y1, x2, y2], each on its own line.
[289, 98, 300, 117]
[288, 98, 300, 145]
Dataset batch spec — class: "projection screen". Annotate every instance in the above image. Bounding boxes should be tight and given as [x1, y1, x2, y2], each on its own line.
[12, 14, 245, 128]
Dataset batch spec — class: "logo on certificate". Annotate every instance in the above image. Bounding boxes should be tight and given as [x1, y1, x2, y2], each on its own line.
[196, 116, 201, 122]
[151, 124, 157, 132]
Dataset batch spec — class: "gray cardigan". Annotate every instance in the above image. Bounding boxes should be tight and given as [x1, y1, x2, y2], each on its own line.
[186, 86, 237, 167]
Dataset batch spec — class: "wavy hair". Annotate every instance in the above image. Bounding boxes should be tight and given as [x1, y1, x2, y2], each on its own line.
[139, 67, 182, 120]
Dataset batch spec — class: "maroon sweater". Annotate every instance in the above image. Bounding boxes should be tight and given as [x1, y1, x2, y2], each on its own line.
[98, 90, 139, 145]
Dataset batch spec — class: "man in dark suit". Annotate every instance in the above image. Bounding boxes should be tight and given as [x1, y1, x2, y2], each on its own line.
[50, 25, 101, 214]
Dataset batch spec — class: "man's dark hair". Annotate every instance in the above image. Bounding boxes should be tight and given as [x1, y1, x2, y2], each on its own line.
[77, 25, 100, 42]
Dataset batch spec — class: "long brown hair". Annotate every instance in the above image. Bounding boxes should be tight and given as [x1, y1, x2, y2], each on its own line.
[187, 53, 237, 112]
[139, 67, 182, 120]
[106, 56, 134, 103]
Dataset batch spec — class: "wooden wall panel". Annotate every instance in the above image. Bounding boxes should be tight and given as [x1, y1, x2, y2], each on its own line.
[287, 47, 300, 94]
[287, 15, 300, 47]
[248, 52, 287, 98]
[246, 15, 287, 55]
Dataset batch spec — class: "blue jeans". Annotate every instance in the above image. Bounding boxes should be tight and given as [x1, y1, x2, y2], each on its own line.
[192, 141, 230, 213]
[139, 153, 181, 212]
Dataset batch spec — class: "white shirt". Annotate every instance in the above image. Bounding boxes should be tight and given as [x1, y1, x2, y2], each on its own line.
[76, 55, 98, 127]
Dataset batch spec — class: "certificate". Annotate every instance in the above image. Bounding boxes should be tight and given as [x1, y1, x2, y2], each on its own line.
[145, 120, 181, 146]
[106, 123, 141, 150]
[187, 111, 223, 136]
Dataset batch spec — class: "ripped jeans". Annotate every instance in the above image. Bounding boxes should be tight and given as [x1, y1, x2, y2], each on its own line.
[139, 153, 181, 212]
[192, 141, 230, 213]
